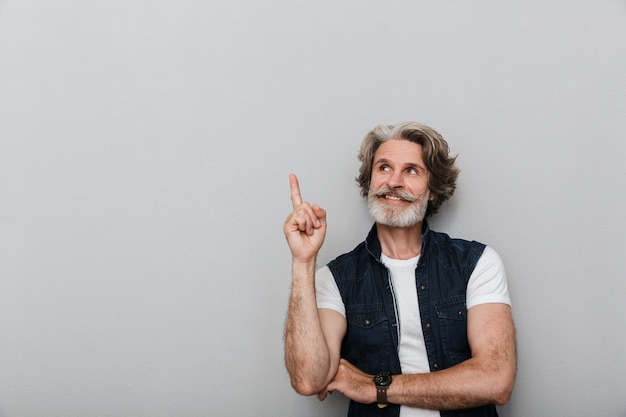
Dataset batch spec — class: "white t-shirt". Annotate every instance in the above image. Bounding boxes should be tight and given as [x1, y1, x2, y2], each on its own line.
[315, 246, 510, 417]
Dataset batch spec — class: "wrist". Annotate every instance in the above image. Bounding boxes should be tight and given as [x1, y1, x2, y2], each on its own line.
[292, 258, 316, 275]
[291, 259, 318, 288]
[373, 372, 393, 408]
[292, 257, 317, 267]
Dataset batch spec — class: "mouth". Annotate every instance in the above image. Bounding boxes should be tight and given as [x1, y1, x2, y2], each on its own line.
[383, 193, 410, 202]
[385, 194, 403, 200]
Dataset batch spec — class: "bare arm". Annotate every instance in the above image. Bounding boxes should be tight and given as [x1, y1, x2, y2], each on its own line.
[388, 303, 516, 409]
[284, 264, 346, 395]
[323, 303, 516, 409]
[283, 174, 346, 395]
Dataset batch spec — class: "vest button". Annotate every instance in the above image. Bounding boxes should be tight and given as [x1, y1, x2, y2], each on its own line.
[425, 323, 431, 329]
[364, 319, 371, 325]
[433, 363, 439, 369]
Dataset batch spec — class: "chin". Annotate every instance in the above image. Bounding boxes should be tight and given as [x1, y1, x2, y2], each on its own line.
[368, 199, 426, 228]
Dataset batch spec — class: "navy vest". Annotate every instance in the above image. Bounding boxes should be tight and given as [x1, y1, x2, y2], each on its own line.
[327, 222, 497, 417]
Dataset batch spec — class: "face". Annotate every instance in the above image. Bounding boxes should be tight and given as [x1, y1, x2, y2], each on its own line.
[367, 139, 430, 228]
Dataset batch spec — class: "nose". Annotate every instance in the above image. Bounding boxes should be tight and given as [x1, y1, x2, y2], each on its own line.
[387, 170, 404, 189]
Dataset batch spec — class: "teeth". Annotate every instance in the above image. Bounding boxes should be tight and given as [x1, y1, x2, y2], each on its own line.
[385, 195, 403, 201]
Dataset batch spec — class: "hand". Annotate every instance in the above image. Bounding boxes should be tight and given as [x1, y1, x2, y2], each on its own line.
[283, 174, 327, 263]
[317, 359, 375, 404]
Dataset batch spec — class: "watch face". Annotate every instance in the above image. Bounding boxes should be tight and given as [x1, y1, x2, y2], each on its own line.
[374, 372, 392, 386]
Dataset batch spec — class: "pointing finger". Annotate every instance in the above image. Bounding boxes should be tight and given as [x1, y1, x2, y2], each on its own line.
[289, 173, 303, 209]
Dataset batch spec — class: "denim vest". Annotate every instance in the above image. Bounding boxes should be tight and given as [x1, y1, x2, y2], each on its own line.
[327, 222, 497, 417]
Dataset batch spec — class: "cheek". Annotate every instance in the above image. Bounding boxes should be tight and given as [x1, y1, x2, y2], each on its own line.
[369, 173, 386, 189]
[410, 178, 429, 192]
[370, 181, 384, 192]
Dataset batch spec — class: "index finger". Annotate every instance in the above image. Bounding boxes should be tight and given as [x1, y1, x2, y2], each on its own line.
[289, 173, 303, 209]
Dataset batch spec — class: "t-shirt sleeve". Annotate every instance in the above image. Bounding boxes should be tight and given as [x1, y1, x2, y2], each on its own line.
[466, 246, 511, 310]
[315, 266, 346, 317]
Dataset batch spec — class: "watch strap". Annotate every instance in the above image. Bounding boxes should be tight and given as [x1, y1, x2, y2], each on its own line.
[376, 386, 388, 408]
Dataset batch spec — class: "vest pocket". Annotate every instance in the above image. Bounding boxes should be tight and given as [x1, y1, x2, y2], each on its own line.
[343, 304, 389, 373]
[346, 303, 387, 329]
[434, 296, 471, 365]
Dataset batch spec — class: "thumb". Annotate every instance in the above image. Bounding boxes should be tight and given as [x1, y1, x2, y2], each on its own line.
[312, 204, 327, 224]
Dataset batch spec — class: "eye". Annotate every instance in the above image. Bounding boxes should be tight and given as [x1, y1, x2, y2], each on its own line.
[408, 167, 418, 175]
[380, 164, 391, 172]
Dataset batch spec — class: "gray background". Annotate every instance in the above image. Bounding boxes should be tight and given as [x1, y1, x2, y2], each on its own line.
[1, 1, 625, 416]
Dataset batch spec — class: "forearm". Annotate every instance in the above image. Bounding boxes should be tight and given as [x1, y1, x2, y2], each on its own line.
[386, 303, 517, 410]
[284, 260, 332, 395]
[388, 355, 516, 410]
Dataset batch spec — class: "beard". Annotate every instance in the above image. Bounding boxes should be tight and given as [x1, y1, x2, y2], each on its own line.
[367, 186, 429, 228]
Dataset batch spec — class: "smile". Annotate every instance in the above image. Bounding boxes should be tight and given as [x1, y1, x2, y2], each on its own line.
[384, 194, 406, 201]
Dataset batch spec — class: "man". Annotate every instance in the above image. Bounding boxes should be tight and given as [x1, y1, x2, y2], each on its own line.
[283, 122, 516, 417]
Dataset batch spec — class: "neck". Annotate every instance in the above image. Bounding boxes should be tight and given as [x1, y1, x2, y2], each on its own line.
[376, 221, 423, 260]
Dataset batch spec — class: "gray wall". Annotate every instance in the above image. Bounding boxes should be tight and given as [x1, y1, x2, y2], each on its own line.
[1, 1, 625, 416]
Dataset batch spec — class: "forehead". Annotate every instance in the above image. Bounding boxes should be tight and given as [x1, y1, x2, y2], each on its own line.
[374, 139, 425, 165]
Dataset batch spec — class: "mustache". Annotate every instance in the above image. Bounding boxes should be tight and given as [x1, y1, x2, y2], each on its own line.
[368, 187, 426, 202]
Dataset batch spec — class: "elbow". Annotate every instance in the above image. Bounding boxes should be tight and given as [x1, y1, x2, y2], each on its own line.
[290, 379, 322, 397]
[287, 368, 325, 397]
[493, 390, 512, 407]
[488, 352, 517, 406]
[491, 375, 515, 406]
[285, 358, 329, 396]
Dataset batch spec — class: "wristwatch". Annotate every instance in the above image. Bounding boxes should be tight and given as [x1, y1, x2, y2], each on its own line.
[373, 371, 392, 408]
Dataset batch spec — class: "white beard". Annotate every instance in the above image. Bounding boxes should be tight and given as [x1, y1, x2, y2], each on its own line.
[367, 187, 429, 228]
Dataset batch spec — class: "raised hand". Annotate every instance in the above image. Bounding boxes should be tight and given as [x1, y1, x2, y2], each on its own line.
[283, 174, 327, 263]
